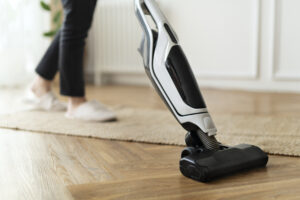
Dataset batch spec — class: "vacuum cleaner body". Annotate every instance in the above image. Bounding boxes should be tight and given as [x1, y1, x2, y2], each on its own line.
[135, 0, 268, 182]
[135, 0, 216, 136]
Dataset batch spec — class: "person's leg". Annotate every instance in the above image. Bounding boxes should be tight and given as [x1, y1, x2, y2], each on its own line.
[59, 0, 97, 111]
[32, 31, 61, 96]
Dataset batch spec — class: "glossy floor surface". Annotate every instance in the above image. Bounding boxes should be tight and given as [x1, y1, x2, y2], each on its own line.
[1, 85, 300, 200]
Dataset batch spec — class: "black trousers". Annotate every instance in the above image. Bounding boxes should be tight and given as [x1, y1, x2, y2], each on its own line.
[36, 0, 97, 97]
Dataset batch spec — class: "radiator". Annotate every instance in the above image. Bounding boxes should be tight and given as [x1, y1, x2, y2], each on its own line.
[91, 0, 144, 75]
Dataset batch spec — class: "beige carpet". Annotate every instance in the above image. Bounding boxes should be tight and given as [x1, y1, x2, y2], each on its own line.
[0, 107, 299, 156]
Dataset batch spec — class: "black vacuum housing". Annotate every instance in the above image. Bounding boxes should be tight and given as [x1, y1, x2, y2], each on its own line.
[180, 132, 268, 182]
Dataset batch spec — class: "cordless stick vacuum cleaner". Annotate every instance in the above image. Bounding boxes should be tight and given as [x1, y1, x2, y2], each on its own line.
[135, 0, 268, 182]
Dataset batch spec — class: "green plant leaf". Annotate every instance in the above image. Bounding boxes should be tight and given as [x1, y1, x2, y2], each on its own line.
[43, 30, 57, 37]
[40, 1, 51, 11]
[43, 24, 61, 38]
[53, 11, 62, 24]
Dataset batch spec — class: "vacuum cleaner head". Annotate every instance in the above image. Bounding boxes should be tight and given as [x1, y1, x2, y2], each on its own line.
[180, 143, 268, 182]
[181, 131, 268, 182]
[135, 0, 268, 183]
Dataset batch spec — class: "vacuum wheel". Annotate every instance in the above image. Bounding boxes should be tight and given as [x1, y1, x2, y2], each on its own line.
[181, 147, 196, 158]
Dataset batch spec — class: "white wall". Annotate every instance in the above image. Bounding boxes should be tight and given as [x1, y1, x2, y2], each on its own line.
[88, 0, 300, 93]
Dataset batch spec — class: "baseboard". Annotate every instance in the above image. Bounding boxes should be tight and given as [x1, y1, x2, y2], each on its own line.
[86, 71, 300, 93]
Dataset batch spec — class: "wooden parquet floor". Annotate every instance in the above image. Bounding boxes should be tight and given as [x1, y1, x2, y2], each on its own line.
[1, 85, 300, 200]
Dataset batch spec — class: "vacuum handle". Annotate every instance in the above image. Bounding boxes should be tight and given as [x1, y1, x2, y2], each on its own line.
[144, 0, 168, 27]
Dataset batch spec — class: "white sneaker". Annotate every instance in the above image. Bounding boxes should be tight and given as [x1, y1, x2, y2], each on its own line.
[65, 100, 116, 122]
[23, 89, 67, 111]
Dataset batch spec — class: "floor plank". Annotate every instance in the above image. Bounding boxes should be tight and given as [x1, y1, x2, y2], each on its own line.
[68, 168, 300, 200]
